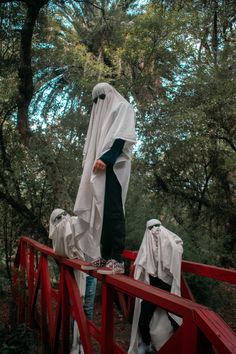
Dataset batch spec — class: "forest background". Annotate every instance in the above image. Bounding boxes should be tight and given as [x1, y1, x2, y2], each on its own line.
[0, 0, 236, 350]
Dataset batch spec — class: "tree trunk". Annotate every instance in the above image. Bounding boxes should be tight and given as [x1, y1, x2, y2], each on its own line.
[16, 0, 49, 138]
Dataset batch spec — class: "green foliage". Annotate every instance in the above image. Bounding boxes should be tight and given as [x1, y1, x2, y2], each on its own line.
[0, 324, 37, 354]
[0, 266, 37, 353]
[185, 274, 221, 308]
[0, 0, 235, 287]
[126, 157, 158, 249]
[0, 267, 10, 295]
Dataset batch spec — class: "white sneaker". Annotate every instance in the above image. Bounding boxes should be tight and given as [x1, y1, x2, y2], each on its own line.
[138, 342, 153, 354]
[81, 257, 107, 270]
[79, 344, 84, 354]
[97, 259, 124, 274]
[146, 344, 153, 353]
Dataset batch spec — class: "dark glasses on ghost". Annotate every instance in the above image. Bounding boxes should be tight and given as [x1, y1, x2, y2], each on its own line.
[54, 211, 67, 223]
[148, 224, 161, 230]
[93, 93, 106, 104]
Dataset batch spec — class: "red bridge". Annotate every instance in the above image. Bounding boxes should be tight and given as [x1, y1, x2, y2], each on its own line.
[13, 236, 236, 354]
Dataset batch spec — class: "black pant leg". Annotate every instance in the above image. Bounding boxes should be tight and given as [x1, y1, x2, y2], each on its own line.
[138, 276, 179, 345]
[101, 166, 125, 262]
[138, 299, 156, 345]
[149, 277, 179, 330]
[101, 213, 112, 260]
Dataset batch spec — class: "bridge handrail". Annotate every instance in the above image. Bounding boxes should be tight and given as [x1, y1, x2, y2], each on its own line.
[15, 237, 236, 284]
[13, 236, 236, 354]
[122, 250, 236, 285]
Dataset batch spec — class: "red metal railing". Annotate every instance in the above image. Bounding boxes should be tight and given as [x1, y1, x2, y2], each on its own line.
[13, 236, 236, 354]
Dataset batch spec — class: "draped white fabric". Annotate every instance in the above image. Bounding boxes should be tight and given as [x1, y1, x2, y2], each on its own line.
[49, 208, 86, 296]
[49, 209, 81, 259]
[73, 83, 136, 259]
[128, 220, 183, 353]
[49, 209, 88, 353]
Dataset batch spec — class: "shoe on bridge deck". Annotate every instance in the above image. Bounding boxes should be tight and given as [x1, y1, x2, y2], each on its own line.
[81, 257, 107, 270]
[97, 259, 125, 275]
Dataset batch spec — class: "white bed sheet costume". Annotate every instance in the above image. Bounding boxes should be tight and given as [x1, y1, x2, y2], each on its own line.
[73, 82, 136, 260]
[49, 208, 87, 354]
[128, 219, 183, 353]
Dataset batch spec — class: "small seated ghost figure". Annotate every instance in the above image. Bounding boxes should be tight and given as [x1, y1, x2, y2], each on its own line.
[128, 219, 183, 354]
[49, 208, 83, 259]
[49, 208, 88, 354]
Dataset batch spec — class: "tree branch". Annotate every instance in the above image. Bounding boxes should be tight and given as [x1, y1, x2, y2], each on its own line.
[0, 190, 48, 238]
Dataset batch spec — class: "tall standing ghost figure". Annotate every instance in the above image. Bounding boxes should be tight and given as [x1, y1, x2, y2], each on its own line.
[74, 83, 136, 273]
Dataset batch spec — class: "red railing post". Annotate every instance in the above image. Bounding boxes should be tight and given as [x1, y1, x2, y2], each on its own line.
[65, 268, 93, 354]
[28, 245, 35, 327]
[180, 314, 198, 354]
[17, 239, 27, 324]
[39, 254, 53, 352]
[101, 280, 115, 354]
[52, 274, 62, 354]
[181, 274, 195, 301]
[41, 254, 54, 350]
[60, 265, 71, 354]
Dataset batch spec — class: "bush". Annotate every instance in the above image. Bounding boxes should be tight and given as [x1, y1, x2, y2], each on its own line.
[0, 323, 37, 354]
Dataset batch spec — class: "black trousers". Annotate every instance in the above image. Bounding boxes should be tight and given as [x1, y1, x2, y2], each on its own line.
[101, 165, 125, 263]
[138, 276, 179, 345]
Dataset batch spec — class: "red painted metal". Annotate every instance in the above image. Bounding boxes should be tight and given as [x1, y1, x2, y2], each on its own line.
[195, 308, 236, 354]
[181, 274, 195, 301]
[61, 266, 72, 354]
[101, 282, 115, 354]
[51, 269, 63, 354]
[181, 260, 236, 284]
[28, 246, 35, 326]
[64, 268, 93, 354]
[157, 326, 182, 354]
[13, 236, 236, 354]
[122, 250, 236, 285]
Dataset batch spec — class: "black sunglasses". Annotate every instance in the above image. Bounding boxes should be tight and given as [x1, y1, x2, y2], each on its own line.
[54, 211, 67, 223]
[148, 223, 161, 230]
[93, 93, 106, 104]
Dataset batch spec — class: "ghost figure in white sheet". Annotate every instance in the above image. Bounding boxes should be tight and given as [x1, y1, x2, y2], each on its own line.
[128, 219, 183, 354]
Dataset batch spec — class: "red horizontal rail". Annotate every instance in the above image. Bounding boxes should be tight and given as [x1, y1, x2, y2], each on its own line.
[13, 236, 236, 354]
[122, 250, 236, 285]
[16, 238, 236, 285]
[195, 308, 236, 354]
